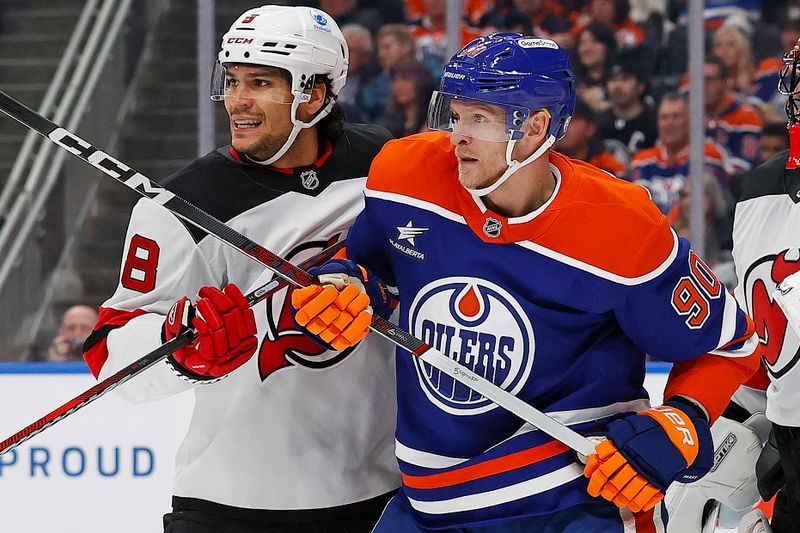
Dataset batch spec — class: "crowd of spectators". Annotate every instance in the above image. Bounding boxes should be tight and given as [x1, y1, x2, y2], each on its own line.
[324, 0, 798, 275]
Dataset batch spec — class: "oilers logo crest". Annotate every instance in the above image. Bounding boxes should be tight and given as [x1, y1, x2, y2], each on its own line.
[408, 277, 535, 415]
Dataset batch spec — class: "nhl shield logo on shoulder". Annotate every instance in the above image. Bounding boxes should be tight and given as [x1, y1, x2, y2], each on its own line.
[300, 169, 319, 190]
[483, 217, 502, 238]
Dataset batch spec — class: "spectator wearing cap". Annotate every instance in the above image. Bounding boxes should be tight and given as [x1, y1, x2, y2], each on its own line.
[573, 22, 618, 113]
[555, 99, 627, 177]
[596, 52, 657, 167]
[628, 93, 730, 214]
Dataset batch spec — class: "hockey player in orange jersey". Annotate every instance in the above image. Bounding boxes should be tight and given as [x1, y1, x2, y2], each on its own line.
[292, 33, 762, 531]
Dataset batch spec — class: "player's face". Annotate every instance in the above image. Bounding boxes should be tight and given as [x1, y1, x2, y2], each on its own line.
[449, 100, 509, 189]
[223, 65, 295, 161]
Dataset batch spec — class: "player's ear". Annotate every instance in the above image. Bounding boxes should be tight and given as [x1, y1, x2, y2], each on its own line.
[522, 111, 549, 140]
[298, 81, 327, 121]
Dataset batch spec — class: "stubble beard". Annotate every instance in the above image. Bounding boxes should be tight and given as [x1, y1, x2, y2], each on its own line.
[233, 129, 289, 162]
[457, 159, 506, 191]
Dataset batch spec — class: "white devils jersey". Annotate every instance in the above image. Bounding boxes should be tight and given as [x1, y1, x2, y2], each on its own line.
[732, 150, 800, 426]
[83, 124, 400, 512]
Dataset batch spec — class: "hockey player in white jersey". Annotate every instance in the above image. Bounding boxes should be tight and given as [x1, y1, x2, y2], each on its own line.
[713, 35, 800, 533]
[82, 6, 399, 532]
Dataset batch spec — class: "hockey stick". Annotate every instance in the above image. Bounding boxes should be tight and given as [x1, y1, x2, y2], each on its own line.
[0, 90, 596, 457]
[0, 240, 345, 456]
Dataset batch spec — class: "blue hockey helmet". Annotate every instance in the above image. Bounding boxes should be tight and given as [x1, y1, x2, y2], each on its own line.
[428, 33, 576, 142]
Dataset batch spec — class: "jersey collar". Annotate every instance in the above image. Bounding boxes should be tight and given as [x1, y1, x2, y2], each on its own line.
[453, 153, 572, 244]
[230, 142, 333, 175]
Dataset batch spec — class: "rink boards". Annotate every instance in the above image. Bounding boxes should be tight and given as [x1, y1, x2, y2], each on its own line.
[0, 362, 669, 533]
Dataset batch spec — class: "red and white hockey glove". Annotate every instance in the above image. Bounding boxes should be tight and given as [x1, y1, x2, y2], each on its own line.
[163, 284, 258, 382]
[584, 399, 713, 512]
[291, 259, 395, 351]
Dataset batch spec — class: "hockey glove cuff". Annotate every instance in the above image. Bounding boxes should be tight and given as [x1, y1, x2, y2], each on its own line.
[291, 259, 395, 351]
[584, 398, 713, 511]
[163, 284, 258, 382]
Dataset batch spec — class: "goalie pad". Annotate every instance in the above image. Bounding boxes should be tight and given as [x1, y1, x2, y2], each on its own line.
[665, 413, 771, 532]
[774, 270, 800, 339]
[738, 509, 773, 533]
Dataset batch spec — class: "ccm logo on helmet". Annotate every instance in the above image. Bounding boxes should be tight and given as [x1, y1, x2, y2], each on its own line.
[227, 37, 253, 44]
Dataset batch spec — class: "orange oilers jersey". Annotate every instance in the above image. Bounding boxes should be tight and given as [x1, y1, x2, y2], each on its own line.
[628, 141, 730, 214]
[345, 131, 760, 529]
[707, 93, 764, 171]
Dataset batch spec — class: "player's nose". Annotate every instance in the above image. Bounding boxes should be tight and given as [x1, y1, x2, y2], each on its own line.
[450, 131, 472, 145]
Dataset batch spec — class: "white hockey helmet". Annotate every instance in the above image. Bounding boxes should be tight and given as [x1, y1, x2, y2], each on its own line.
[211, 5, 349, 164]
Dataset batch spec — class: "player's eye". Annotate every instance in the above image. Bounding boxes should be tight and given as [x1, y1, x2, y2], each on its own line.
[473, 114, 487, 124]
[225, 77, 239, 89]
[252, 78, 271, 88]
[449, 112, 460, 124]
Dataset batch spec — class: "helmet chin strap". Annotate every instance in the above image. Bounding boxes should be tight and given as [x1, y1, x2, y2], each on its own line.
[245, 92, 336, 167]
[466, 134, 556, 197]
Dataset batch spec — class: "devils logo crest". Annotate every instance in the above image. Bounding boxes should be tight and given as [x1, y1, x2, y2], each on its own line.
[258, 236, 355, 381]
[742, 249, 800, 378]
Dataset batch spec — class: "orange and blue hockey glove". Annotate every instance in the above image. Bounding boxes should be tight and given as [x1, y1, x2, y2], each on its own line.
[584, 398, 713, 512]
[291, 259, 395, 351]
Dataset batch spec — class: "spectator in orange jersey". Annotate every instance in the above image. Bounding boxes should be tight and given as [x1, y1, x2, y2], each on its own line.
[407, 0, 482, 71]
[404, 0, 491, 27]
[629, 93, 731, 214]
[571, 0, 645, 49]
[555, 99, 627, 177]
[703, 55, 763, 172]
[667, 174, 732, 267]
